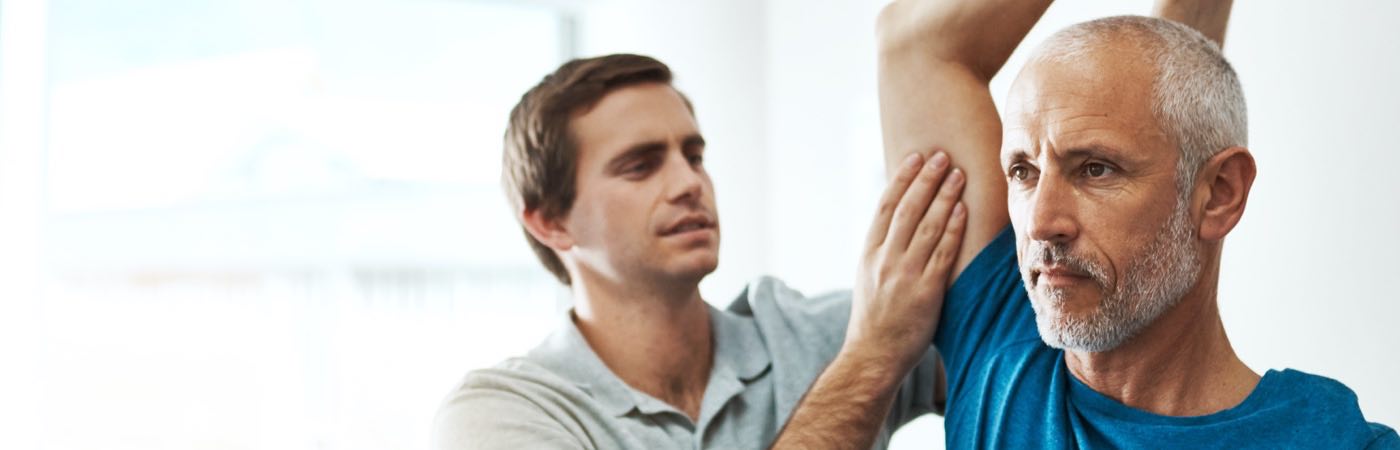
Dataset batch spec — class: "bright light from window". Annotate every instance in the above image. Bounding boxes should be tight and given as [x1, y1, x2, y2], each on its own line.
[34, 1, 572, 448]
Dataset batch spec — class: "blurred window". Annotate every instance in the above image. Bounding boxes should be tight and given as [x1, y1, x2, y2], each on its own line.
[37, 1, 570, 448]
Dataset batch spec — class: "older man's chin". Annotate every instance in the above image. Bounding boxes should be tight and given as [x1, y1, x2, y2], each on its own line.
[1036, 314, 1120, 353]
[1030, 293, 1140, 354]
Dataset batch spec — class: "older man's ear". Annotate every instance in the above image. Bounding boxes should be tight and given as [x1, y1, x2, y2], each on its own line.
[1194, 146, 1256, 242]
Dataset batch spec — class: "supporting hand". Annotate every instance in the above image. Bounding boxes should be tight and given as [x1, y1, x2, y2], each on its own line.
[845, 151, 966, 377]
[769, 152, 965, 450]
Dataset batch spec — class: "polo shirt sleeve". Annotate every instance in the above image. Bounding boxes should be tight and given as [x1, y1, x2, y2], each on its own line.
[433, 362, 619, 450]
[738, 277, 946, 430]
[432, 386, 581, 450]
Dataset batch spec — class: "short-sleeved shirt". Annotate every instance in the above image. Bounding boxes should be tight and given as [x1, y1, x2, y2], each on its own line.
[432, 277, 943, 449]
[939, 225, 1399, 448]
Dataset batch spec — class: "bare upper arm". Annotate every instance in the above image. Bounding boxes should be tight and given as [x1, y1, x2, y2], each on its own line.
[875, 0, 1050, 279]
[1152, 0, 1234, 46]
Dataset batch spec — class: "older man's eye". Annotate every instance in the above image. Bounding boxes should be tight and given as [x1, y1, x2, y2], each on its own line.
[1008, 162, 1041, 182]
[1009, 164, 1031, 181]
[1083, 163, 1113, 178]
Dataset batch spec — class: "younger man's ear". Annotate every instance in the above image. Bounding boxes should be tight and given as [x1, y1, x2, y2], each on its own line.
[521, 208, 575, 251]
[1195, 146, 1257, 242]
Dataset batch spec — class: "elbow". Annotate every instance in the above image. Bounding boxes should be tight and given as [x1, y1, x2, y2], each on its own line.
[873, 0, 965, 65]
[874, 1, 912, 55]
[874, 0, 945, 56]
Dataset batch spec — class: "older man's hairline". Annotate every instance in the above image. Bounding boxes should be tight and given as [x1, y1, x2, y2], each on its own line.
[1026, 15, 1249, 200]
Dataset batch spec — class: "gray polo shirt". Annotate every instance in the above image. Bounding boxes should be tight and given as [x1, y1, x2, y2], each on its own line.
[432, 277, 943, 449]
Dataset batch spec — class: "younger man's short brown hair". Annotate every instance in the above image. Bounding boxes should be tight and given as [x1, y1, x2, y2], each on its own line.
[501, 54, 690, 285]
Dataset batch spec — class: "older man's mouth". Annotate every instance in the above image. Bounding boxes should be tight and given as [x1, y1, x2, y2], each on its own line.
[1033, 266, 1093, 289]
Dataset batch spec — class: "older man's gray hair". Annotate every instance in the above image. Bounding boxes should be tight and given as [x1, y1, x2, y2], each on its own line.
[1028, 15, 1248, 196]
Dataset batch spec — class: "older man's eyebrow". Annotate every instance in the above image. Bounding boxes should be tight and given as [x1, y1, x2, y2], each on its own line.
[1003, 148, 1033, 166]
[605, 141, 667, 173]
[1061, 144, 1125, 161]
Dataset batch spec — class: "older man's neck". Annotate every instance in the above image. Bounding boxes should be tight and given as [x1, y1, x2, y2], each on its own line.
[1064, 273, 1260, 417]
[570, 270, 713, 420]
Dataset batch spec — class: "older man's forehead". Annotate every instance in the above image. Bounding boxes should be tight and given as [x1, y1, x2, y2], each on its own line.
[1009, 50, 1159, 125]
[1008, 55, 1170, 161]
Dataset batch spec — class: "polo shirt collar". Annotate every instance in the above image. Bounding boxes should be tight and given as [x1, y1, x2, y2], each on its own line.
[710, 303, 772, 382]
[527, 311, 639, 417]
[525, 303, 772, 418]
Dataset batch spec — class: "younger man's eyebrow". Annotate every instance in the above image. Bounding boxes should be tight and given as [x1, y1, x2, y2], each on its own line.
[681, 134, 706, 150]
[605, 141, 666, 172]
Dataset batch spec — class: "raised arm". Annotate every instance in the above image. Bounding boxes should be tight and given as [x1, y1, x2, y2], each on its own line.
[1153, 0, 1233, 46]
[769, 2, 1051, 448]
[876, 0, 1052, 277]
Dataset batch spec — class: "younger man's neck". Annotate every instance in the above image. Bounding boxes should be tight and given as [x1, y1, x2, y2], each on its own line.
[570, 271, 713, 421]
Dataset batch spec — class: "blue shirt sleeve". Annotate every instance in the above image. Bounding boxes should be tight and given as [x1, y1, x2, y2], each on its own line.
[1368, 423, 1400, 449]
[934, 226, 1040, 394]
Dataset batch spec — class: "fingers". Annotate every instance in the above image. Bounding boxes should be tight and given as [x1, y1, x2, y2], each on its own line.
[865, 152, 925, 250]
[923, 201, 967, 285]
[886, 152, 951, 252]
[908, 167, 965, 270]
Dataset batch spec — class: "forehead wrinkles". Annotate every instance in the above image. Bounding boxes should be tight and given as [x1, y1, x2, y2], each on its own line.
[1004, 61, 1171, 161]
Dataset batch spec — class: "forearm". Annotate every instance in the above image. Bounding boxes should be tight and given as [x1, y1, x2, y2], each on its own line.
[875, 0, 1049, 275]
[1153, 0, 1233, 46]
[769, 350, 906, 450]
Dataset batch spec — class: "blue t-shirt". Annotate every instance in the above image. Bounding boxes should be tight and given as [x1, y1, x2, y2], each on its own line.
[938, 226, 1399, 449]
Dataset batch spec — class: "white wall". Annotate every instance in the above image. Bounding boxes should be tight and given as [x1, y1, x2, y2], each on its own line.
[0, 1, 48, 448]
[762, 0, 888, 296]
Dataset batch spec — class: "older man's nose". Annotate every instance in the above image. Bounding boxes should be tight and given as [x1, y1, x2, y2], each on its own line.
[1027, 178, 1078, 244]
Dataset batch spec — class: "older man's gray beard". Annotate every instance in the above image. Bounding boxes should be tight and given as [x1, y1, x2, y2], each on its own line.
[1022, 199, 1202, 353]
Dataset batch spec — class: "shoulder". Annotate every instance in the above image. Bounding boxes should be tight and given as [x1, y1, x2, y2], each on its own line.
[726, 276, 852, 347]
[728, 275, 852, 322]
[1270, 369, 1364, 407]
[445, 358, 586, 404]
[1368, 423, 1400, 450]
[432, 360, 594, 450]
[1264, 369, 1395, 440]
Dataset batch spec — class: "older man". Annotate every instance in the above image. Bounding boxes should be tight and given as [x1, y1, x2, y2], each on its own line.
[773, 0, 1399, 448]
[882, 0, 1400, 447]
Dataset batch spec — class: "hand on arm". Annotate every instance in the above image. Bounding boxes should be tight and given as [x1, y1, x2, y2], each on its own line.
[876, 0, 1051, 277]
[770, 152, 965, 450]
